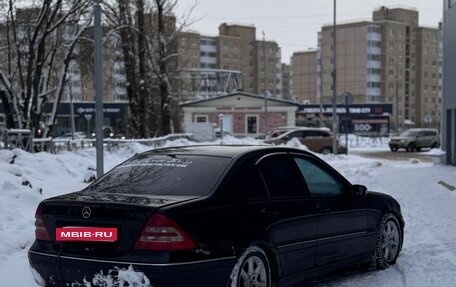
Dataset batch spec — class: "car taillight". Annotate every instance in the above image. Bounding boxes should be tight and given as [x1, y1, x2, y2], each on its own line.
[134, 213, 197, 251]
[35, 204, 51, 241]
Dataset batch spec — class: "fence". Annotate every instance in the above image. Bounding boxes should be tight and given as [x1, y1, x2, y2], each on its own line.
[0, 130, 194, 154]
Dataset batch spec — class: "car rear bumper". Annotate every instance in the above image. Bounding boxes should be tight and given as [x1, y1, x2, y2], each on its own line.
[29, 249, 235, 287]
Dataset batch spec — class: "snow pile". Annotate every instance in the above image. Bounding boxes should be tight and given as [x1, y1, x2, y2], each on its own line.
[89, 265, 151, 287]
[0, 138, 455, 286]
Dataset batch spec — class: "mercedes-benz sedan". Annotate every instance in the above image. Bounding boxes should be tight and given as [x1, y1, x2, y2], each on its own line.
[29, 145, 404, 287]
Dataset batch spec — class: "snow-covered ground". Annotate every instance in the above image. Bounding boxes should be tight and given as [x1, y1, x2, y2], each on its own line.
[0, 136, 455, 286]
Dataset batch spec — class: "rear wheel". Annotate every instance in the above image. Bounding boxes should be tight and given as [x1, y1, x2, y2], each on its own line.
[431, 142, 438, 149]
[374, 214, 403, 269]
[320, 147, 332, 155]
[228, 246, 272, 287]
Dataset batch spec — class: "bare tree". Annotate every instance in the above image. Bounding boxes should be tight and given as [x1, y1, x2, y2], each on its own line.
[0, 0, 91, 136]
[103, 0, 197, 138]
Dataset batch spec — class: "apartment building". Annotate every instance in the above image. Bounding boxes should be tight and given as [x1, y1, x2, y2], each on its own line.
[415, 27, 441, 128]
[291, 50, 318, 104]
[175, 23, 283, 100]
[281, 63, 291, 100]
[219, 23, 257, 94]
[319, 21, 382, 106]
[294, 6, 441, 130]
[373, 6, 419, 129]
[256, 39, 282, 98]
[442, 0, 456, 165]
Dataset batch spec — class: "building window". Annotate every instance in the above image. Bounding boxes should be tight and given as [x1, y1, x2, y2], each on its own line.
[367, 82, 381, 88]
[115, 93, 127, 101]
[195, 115, 208, 123]
[246, 115, 258, 134]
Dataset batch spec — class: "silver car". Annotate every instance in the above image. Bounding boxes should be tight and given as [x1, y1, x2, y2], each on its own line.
[389, 128, 439, 152]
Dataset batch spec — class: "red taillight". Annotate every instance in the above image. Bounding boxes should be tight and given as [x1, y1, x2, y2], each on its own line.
[134, 213, 197, 251]
[35, 204, 51, 241]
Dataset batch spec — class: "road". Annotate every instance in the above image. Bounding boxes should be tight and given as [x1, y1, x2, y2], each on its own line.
[350, 149, 437, 163]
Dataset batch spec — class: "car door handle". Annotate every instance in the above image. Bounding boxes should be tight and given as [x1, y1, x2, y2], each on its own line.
[261, 208, 280, 217]
[316, 204, 331, 213]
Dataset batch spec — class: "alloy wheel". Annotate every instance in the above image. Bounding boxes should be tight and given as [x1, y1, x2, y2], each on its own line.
[381, 220, 401, 263]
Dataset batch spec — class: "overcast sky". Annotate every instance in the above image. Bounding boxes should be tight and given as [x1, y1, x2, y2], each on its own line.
[176, 0, 443, 63]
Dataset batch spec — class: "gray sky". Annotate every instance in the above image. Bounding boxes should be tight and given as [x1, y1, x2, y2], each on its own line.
[176, 0, 443, 63]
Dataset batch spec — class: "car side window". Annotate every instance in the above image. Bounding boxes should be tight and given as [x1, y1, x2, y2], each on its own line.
[288, 131, 302, 139]
[293, 157, 344, 197]
[258, 155, 309, 198]
[305, 130, 318, 138]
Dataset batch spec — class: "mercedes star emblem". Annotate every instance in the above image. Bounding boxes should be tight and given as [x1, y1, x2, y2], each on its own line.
[82, 206, 91, 219]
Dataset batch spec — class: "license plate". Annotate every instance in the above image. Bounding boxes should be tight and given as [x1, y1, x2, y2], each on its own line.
[56, 227, 118, 242]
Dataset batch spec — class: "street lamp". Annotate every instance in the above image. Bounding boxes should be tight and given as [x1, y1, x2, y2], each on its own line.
[93, 0, 104, 178]
[262, 31, 268, 136]
[332, 0, 337, 154]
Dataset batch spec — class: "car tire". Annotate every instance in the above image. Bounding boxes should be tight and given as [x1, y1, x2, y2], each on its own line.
[415, 147, 421, 152]
[227, 246, 272, 287]
[374, 213, 403, 270]
[406, 143, 416, 152]
[431, 142, 438, 149]
[320, 147, 332, 155]
[390, 147, 398, 152]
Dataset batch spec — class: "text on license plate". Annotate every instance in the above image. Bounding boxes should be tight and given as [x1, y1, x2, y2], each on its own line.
[56, 227, 118, 242]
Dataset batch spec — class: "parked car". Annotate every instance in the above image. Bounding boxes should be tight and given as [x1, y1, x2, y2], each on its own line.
[265, 126, 298, 140]
[55, 132, 87, 140]
[264, 127, 347, 154]
[388, 128, 439, 152]
[91, 125, 115, 139]
[28, 145, 403, 287]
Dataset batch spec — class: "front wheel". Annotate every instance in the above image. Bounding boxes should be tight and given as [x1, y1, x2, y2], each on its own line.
[374, 214, 403, 269]
[390, 147, 398, 152]
[228, 246, 272, 287]
[406, 143, 416, 152]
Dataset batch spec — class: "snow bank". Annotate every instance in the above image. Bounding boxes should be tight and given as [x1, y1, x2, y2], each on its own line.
[0, 138, 456, 286]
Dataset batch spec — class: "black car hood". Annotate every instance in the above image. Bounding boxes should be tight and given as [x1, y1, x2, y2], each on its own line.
[48, 190, 199, 208]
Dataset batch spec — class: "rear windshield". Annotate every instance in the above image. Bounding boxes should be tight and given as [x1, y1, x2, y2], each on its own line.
[87, 154, 231, 196]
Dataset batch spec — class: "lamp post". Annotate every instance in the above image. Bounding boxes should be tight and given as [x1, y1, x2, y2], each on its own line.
[94, 0, 104, 178]
[395, 59, 399, 133]
[332, 0, 337, 154]
[262, 31, 268, 136]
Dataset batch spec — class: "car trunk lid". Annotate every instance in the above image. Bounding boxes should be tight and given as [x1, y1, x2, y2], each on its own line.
[39, 190, 197, 257]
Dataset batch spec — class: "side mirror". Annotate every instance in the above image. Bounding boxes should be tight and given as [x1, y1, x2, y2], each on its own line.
[351, 184, 368, 197]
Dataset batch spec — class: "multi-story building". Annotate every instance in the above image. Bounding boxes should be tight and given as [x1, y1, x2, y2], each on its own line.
[294, 6, 441, 130]
[256, 39, 282, 98]
[219, 23, 257, 94]
[175, 23, 283, 100]
[281, 63, 291, 100]
[373, 6, 420, 129]
[291, 50, 318, 103]
[442, 0, 456, 165]
[319, 21, 382, 106]
[176, 32, 243, 100]
[415, 26, 441, 128]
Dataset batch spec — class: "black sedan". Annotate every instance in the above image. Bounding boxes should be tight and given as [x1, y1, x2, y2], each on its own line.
[29, 145, 404, 287]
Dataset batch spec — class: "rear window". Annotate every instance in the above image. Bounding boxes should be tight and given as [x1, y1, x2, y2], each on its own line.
[87, 155, 230, 196]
